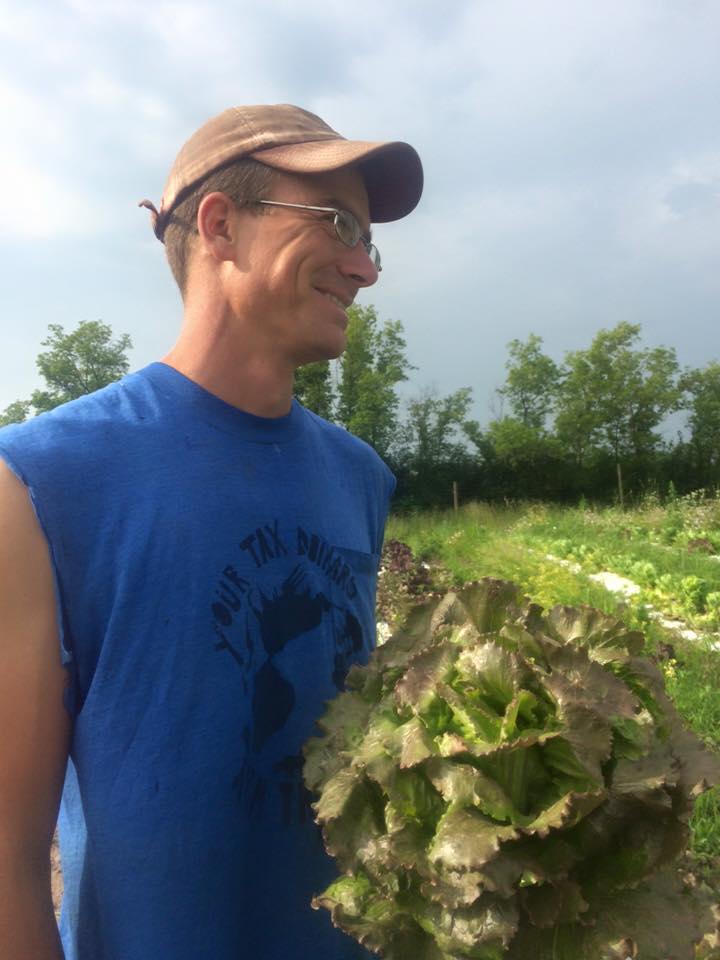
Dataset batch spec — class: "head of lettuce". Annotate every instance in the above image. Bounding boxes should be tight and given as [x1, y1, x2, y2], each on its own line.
[303, 579, 720, 960]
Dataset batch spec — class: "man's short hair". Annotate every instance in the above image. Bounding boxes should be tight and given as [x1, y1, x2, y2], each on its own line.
[162, 158, 275, 295]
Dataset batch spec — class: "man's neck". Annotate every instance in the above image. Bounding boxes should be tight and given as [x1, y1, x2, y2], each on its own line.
[162, 324, 295, 420]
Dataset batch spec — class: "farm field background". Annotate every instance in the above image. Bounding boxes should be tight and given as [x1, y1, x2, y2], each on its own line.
[381, 493, 720, 892]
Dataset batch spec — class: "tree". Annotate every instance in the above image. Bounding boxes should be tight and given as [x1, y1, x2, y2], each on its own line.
[486, 417, 559, 468]
[0, 321, 133, 427]
[555, 323, 680, 501]
[294, 361, 334, 420]
[394, 386, 477, 507]
[30, 321, 133, 414]
[0, 400, 31, 428]
[336, 305, 414, 458]
[553, 346, 603, 467]
[680, 362, 720, 486]
[400, 387, 475, 468]
[498, 334, 560, 429]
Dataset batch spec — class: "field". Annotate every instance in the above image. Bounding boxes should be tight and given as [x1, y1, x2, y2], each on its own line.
[381, 493, 720, 890]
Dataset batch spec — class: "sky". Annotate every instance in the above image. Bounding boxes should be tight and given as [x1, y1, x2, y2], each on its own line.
[1, 0, 719, 429]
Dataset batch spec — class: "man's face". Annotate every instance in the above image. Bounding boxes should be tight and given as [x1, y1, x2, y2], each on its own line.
[226, 166, 379, 369]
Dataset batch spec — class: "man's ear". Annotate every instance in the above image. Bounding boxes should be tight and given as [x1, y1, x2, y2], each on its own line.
[196, 192, 239, 262]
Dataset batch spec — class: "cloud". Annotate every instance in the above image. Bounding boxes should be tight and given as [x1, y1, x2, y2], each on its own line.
[0, 74, 97, 238]
[0, 157, 96, 239]
[1, 0, 720, 415]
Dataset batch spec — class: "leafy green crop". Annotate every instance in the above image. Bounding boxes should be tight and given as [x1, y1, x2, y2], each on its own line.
[304, 579, 720, 960]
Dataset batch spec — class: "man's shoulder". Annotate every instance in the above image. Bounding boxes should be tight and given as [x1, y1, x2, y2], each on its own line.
[300, 406, 388, 465]
[298, 406, 396, 504]
[0, 368, 159, 473]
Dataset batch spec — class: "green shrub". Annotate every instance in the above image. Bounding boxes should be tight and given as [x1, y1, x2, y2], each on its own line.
[680, 576, 709, 613]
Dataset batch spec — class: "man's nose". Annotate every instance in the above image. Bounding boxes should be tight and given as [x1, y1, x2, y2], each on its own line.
[340, 241, 379, 288]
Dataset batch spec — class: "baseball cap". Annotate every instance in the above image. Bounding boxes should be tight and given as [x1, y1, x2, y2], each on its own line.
[140, 104, 423, 242]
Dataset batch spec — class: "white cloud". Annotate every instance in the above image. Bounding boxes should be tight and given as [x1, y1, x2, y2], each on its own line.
[0, 74, 100, 238]
[0, 157, 95, 238]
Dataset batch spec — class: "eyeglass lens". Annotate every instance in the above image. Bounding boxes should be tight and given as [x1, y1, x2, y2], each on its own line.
[335, 210, 381, 271]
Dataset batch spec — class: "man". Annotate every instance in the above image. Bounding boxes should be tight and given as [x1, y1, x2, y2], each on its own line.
[0, 104, 422, 959]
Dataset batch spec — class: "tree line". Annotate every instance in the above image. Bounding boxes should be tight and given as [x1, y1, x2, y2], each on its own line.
[2, 312, 719, 509]
[301, 311, 720, 508]
[479, 325, 719, 507]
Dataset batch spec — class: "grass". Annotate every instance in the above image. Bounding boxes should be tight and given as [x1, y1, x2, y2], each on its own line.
[385, 495, 720, 876]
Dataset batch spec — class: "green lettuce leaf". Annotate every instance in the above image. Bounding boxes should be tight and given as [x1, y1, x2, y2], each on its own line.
[428, 807, 519, 872]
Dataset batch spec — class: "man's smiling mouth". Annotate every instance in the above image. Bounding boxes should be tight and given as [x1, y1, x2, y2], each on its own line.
[317, 290, 351, 310]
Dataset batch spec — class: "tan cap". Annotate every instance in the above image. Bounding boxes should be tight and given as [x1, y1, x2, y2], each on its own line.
[139, 103, 423, 241]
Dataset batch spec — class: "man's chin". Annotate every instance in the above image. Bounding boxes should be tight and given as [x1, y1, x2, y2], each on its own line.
[296, 340, 347, 367]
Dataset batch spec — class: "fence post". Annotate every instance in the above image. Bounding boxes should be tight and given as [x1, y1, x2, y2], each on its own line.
[452, 481, 459, 512]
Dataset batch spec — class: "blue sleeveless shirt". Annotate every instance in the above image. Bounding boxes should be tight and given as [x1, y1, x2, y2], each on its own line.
[0, 363, 393, 960]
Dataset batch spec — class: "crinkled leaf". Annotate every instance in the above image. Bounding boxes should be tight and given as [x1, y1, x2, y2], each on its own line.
[315, 688, 373, 739]
[545, 605, 645, 660]
[359, 819, 432, 879]
[354, 709, 403, 785]
[540, 645, 641, 720]
[611, 741, 681, 796]
[424, 757, 517, 823]
[610, 710, 655, 761]
[421, 868, 486, 909]
[448, 621, 484, 649]
[668, 722, 720, 801]
[304, 690, 373, 790]
[422, 695, 456, 739]
[474, 833, 577, 898]
[383, 768, 445, 828]
[476, 741, 554, 815]
[429, 807, 519, 872]
[394, 715, 437, 768]
[570, 793, 689, 889]
[614, 658, 720, 798]
[581, 868, 717, 960]
[302, 736, 348, 795]
[436, 731, 473, 757]
[498, 621, 549, 666]
[318, 871, 473, 960]
[541, 731, 607, 788]
[521, 877, 588, 928]
[436, 682, 502, 744]
[610, 654, 667, 717]
[537, 664, 637, 782]
[424, 758, 488, 807]
[413, 893, 519, 956]
[313, 767, 362, 823]
[430, 591, 476, 634]
[456, 578, 525, 634]
[454, 642, 523, 712]
[320, 776, 386, 871]
[395, 641, 458, 713]
[500, 689, 543, 741]
[523, 789, 606, 838]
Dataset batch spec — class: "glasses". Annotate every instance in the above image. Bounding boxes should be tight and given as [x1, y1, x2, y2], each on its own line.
[257, 200, 381, 272]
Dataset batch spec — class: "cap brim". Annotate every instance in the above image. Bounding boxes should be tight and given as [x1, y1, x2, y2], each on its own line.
[249, 139, 423, 223]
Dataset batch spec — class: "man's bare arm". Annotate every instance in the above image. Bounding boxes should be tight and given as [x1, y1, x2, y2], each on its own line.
[0, 460, 71, 959]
